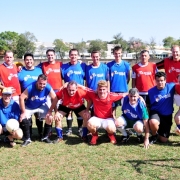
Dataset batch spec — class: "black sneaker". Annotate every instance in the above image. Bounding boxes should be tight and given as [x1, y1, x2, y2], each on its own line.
[137, 134, 144, 143]
[21, 140, 31, 147]
[41, 137, 52, 144]
[65, 129, 72, 136]
[4, 136, 10, 143]
[121, 135, 130, 143]
[149, 134, 158, 144]
[53, 137, 63, 144]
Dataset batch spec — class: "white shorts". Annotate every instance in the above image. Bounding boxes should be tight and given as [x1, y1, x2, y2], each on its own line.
[88, 116, 115, 130]
[12, 96, 19, 104]
[25, 103, 49, 120]
[46, 95, 62, 108]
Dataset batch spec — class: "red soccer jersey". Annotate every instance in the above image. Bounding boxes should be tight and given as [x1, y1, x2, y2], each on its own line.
[84, 91, 124, 119]
[132, 62, 157, 92]
[0, 63, 21, 96]
[42, 61, 63, 90]
[56, 86, 88, 109]
[164, 58, 180, 83]
[175, 84, 180, 94]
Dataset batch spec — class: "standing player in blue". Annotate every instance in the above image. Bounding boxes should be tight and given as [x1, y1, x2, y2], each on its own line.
[18, 53, 43, 138]
[19, 74, 56, 147]
[107, 46, 131, 116]
[0, 88, 23, 147]
[61, 48, 86, 136]
[115, 88, 150, 149]
[148, 72, 175, 144]
[85, 50, 109, 91]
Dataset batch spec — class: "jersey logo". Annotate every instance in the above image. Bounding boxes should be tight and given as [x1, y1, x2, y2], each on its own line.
[90, 73, 104, 79]
[111, 71, 125, 77]
[8, 73, 18, 80]
[123, 109, 137, 118]
[46, 68, 60, 74]
[24, 75, 38, 81]
[168, 67, 180, 73]
[31, 96, 46, 101]
[138, 71, 152, 76]
[155, 93, 171, 102]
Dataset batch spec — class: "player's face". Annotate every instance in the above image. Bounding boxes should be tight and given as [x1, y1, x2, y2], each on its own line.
[140, 52, 149, 64]
[4, 52, 14, 65]
[155, 76, 166, 89]
[97, 86, 108, 99]
[24, 56, 34, 69]
[36, 78, 47, 91]
[172, 46, 180, 61]
[67, 84, 77, 96]
[47, 51, 55, 63]
[2, 94, 12, 104]
[128, 93, 139, 105]
[91, 53, 100, 66]
[113, 50, 122, 61]
[69, 51, 78, 64]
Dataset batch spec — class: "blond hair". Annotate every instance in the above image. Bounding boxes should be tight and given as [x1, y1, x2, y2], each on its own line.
[97, 80, 108, 87]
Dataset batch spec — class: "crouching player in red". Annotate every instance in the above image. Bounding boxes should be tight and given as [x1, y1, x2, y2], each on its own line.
[86, 80, 127, 145]
[46, 81, 91, 143]
[115, 88, 150, 149]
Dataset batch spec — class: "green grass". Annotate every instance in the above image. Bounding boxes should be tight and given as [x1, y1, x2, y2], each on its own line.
[0, 105, 180, 180]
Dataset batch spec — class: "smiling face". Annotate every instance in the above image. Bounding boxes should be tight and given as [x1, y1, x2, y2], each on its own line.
[140, 51, 149, 65]
[172, 46, 180, 61]
[113, 49, 122, 62]
[69, 50, 79, 64]
[36, 78, 47, 91]
[24, 56, 34, 69]
[128, 93, 139, 105]
[91, 52, 100, 66]
[97, 85, 108, 99]
[47, 51, 55, 63]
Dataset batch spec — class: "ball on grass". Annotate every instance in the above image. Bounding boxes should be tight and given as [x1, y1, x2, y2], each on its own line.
[6, 119, 19, 133]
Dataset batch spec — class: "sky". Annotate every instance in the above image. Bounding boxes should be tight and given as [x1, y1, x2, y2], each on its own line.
[1, 0, 180, 45]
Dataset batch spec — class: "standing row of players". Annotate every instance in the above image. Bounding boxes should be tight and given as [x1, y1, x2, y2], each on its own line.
[0, 45, 180, 148]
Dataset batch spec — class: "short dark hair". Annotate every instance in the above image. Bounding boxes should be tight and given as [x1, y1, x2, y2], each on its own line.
[91, 50, 100, 56]
[113, 46, 122, 53]
[37, 74, 48, 81]
[46, 49, 55, 55]
[140, 49, 149, 55]
[69, 48, 79, 56]
[155, 71, 166, 79]
[24, 52, 34, 60]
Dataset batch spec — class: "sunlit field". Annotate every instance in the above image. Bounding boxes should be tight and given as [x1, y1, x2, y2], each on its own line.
[0, 79, 180, 180]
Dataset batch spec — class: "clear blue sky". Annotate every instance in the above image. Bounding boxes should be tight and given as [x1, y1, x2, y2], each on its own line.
[1, 0, 180, 45]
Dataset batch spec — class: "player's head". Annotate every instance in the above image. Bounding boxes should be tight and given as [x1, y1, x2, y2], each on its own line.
[67, 80, 78, 96]
[24, 52, 34, 69]
[4, 50, 14, 66]
[2, 88, 13, 105]
[128, 88, 139, 105]
[36, 74, 48, 91]
[69, 49, 79, 64]
[155, 72, 166, 90]
[140, 49, 150, 64]
[91, 50, 100, 66]
[46, 49, 55, 63]
[113, 46, 122, 61]
[171, 45, 180, 61]
[97, 80, 108, 99]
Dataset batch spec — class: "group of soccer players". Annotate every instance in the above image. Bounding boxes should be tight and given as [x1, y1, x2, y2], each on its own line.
[0, 45, 180, 149]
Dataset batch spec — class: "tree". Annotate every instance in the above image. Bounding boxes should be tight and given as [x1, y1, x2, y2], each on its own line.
[74, 41, 87, 55]
[87, 39, 107, 54]
[38, 44, 45, 59]
[16, 31, 37, 58]
[148, 37, 156, 58]
[53, 39, 70, 59]
[128, 37, 146, 59]
[0, 31, 19, 53]
[162, 36, 176, 48]
[110, 33, 128, 51]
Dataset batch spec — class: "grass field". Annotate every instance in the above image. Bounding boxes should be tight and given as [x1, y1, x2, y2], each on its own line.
[0, 104, 180, 180]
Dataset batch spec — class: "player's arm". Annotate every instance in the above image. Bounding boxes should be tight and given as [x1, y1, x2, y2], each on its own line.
[48, 89, 58, 113]
[156, 59, 164, 69]
[127, 70, 130, 84]
[19, 89, 28, 122]
[131, 70, 136, 88]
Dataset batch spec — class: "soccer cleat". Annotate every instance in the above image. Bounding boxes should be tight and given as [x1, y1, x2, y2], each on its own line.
[149, 134, 158, 144]
[82, 136, 88, 143]
[41, 137, 52, 144]
[21, 140, 31, 147]
[137, 134, 144, 143]
[108, 133, 117, 144]
[53, 137, 63, 144]
[89, 132, 98, 145]
[65, 129, 72, 136]
[121, 135, 130, 143]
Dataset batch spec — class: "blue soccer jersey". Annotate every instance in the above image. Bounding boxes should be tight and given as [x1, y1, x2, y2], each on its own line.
[148, 83, 175, 115]
[85, 62, 109, 90]
[0, 99, 21, 127]
[107, 60, 130, 92]
[61, 61, 85, 85]
[18, 66, 42, 92]
[122, 96, 149, 121]
[25, 82, 51, 109]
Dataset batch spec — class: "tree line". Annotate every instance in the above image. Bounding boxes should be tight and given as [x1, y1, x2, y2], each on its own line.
[0, 31, 179, 59]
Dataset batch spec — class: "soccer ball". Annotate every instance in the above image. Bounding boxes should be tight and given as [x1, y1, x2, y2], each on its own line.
[6, 119, 19, 133]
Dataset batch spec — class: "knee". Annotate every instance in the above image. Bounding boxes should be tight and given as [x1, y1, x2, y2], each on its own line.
[87, 121, 96, 131]
[106, 125, 116, 134]
[115, 116, 126, 127]
[149, 119, 159, 127]
[134, 124, 143, 133]
[0, 125, 3, 134]
[14, 128, 23, 139]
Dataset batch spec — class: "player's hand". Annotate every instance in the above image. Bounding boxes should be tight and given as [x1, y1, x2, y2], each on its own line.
[54, 112, 63, 121]
[46, 113, 54, 123]
[144, 138, 149, 149]
[20, 113, 26, 122]
[83, 109, 91, 120]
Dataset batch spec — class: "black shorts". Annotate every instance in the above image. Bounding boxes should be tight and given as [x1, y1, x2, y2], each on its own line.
[58, 104, 86, 117]
[149, 111, 172, 138]
[140, 94, 150, 107]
